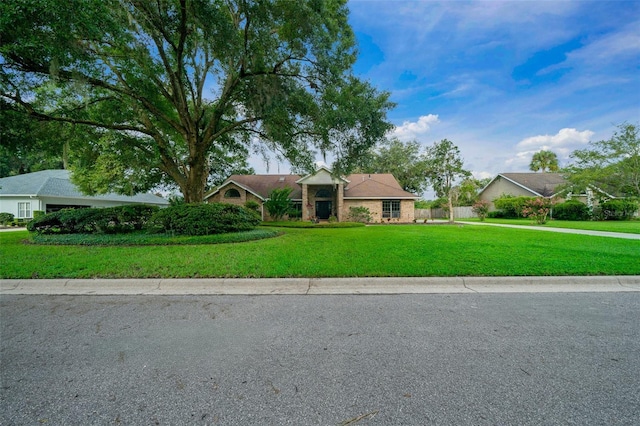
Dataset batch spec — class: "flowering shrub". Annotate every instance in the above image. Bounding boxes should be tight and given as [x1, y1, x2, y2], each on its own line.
[471, 200, 490, 221]
[521, 197, 556, 224]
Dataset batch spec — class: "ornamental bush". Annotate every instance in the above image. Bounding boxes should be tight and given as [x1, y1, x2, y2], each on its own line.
[553, 200, 590, 221]
[348, 206, 373, 223]
[264, 187, 293, 221]
[487, 210, 507, 219]
[521, 197, 555, 224]
[146, 203, 260, 235]
[0, 212, 14, 226]
[27, 205, 159, 234]
[493, 195, 535, 218]
[471, 200, 490, 221]
[594, 199, 639, 221]
[244, 200, 262, 217]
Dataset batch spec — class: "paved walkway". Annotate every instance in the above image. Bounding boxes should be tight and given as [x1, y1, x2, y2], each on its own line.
[457, 220, 640, 239]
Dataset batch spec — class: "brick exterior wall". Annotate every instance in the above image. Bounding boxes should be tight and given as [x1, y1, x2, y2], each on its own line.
[207, 184, 264, 219]
[209, 182, 416, 223]
[343, 199, 415, 223]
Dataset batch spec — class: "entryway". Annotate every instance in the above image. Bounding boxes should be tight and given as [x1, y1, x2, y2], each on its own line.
[315, 201, 332, 220]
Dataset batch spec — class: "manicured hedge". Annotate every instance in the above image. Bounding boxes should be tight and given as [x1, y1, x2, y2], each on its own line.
[27, 205, 159, 234]
[146, 203, 261, 235]
[552, 200, 590, 221]
[0, 212, 14, 225]
[594, 199, 639, 221]
[493, 196, 535, 218]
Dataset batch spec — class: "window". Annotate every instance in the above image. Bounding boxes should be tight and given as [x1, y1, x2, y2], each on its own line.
[315, 189, 332, 198]
[382, 200, 400, 219]
[18, 202, 32, 218]
[289, 202, 302, 219]
[224, 188, 241, 198]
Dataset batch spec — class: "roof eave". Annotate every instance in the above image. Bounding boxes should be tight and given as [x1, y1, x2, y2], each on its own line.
[205, 179, 266, 201]
[496, 174, 544, 197]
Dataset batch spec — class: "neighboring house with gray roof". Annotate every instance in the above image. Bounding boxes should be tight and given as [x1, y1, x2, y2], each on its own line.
[479, 172, 613, 210]
[205, 166, 419, 222]
[0, 169, 169, 220]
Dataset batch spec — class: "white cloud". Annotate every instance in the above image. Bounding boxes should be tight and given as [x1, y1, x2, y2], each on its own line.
[505, 127, 594, 169]
[516, 128, 593, 151]
[543, 20, 640, 75]
[390, 114, 440, 141]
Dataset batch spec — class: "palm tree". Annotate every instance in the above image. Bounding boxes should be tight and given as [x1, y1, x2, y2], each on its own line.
[530, 150, 559, 172]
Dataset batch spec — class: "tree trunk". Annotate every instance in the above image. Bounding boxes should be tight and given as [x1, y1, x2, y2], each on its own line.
[448, 193, 455, 223]
[180, 155, 209, 203]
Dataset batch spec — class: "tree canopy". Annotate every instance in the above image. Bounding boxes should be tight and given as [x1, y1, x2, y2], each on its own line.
[564, 123, 640, 197]
[451, 177, 491, 206]
[530, 150, 559, 173]
[357, 138, 428, 194]
[424, 139, 470, 222]
[0, 98, 66, 176]
[0, 0, 393, 202]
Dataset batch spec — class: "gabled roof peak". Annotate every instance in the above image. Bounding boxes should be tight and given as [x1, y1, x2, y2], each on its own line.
[295, 165, 349, 185]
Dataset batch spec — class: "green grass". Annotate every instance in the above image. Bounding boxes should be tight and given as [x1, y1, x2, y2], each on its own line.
[458, 218, 640, 234]
[261, 221, 365, 228]
[29, 229, 280, 246]
[1, 225, 639, 278]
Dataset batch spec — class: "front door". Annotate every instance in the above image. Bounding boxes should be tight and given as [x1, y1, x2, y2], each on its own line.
[315, 201, 332, 220]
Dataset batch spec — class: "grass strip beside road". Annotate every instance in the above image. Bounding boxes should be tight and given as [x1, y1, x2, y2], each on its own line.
[2, 225, 639, 279]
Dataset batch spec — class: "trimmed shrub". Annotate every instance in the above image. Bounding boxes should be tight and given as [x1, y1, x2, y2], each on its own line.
[493, 196, 535, 218]
[553, 200, 590, 221]
[595, 199, 639, 221]
[348, 206, 373, 223]
[287, 207, 302, 220]
[471, 200, 490, 221]
[27, 205, 159, 234]
[146, 203, 260, 235]
[521, 197, 555, 224]
[487, 210, 507, 219]
[0, 212, 14, 226]
[244, 200, 261, 216]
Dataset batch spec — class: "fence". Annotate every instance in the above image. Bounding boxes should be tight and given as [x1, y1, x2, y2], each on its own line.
[415, 206, 477, 220]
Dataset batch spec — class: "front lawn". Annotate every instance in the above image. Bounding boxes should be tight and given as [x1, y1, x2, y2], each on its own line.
[1, 225, 639, 278]
[458, 218, 640, 234]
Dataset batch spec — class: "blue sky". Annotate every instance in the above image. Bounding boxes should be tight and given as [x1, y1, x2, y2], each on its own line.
[253, 0, 639, 196]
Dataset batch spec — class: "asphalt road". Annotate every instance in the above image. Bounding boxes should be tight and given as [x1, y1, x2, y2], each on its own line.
[2, 293, 639, 425]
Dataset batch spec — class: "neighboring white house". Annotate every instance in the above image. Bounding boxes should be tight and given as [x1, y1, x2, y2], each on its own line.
[0, 169, 169, 219]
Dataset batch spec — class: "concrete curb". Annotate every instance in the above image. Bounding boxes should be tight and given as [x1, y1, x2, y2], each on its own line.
[1, 276, 639, 295]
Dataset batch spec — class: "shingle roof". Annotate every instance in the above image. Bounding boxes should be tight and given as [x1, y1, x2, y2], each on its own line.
[344, 174, 418, 198]
[499, 173, 567, 197]
[209, 172, 418, 200]
[0, 170, 169, 205]
[224, 174, 304, 199]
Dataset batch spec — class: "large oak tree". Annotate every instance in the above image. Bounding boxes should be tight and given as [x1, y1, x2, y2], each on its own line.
[0, 0, 393, 201]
